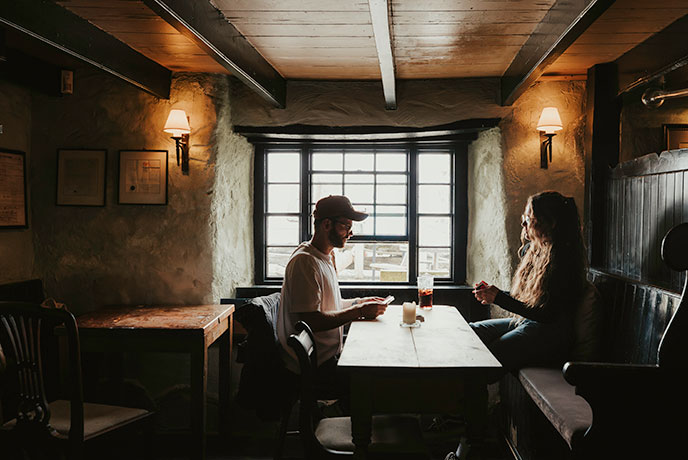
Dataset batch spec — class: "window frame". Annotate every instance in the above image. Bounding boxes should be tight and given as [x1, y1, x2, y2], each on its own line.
[254, 141, 468, 285]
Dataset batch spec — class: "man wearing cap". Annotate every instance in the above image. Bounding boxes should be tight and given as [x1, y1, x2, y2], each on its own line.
[277, 195, 389, 391]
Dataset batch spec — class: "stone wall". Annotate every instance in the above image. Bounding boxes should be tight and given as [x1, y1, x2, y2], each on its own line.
[233, 78, 587, 291]
[28, 70, 252, 313]
[620, 92, 688, 163]
[0, 80, 34, 284]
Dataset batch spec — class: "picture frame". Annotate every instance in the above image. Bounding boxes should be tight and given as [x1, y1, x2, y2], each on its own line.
[663, 124, 688, 151]
[118, 150, 168, 205]
[56, 149, 107, 206]
[0, 148, 28, 228]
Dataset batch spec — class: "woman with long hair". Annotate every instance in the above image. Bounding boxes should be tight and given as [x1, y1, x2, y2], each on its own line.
[471, 190, 587, 373]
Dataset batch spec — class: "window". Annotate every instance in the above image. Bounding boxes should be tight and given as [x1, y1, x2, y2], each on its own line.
[255, 143, 467, 284]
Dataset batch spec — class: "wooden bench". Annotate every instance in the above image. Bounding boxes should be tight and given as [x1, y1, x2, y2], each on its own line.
[500, 224, 688, 459]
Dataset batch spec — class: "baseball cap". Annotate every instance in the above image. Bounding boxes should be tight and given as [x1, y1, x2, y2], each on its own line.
[313, 195, 368, 221]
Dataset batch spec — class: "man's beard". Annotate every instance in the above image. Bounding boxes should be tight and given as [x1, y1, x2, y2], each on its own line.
[328, 227, 347, 248]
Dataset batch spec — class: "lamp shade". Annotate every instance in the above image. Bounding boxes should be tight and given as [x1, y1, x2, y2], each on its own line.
[536, 107, 563, 134]
[163, 109, 190, 137]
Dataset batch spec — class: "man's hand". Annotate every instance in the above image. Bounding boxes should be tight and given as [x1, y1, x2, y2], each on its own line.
[358, 297, 388, 319]
[473, 283, 499, 305]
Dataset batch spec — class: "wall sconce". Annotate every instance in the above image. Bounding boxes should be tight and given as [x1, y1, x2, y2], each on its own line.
[536, 107, 563, 169]
[164, 109, 190, 174]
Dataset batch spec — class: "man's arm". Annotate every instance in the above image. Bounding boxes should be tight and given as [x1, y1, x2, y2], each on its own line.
[299, 300, 388, 332]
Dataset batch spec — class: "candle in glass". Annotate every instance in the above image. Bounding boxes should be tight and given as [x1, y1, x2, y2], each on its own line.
[402, 301, 416, 324]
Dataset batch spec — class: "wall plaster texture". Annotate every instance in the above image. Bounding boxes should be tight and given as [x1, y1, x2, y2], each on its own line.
[0, 80, 35, 284]
[467, 128, 511, 290]
[28, 70, 251, 313]
[234, 79, 587, 306]
[620, 94, 688, 163]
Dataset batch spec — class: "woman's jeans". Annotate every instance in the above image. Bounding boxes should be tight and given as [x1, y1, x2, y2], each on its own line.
[470, 317, 573, 380]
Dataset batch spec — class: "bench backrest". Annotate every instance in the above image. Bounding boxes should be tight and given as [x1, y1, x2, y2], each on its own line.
[589, 269, 680, 365]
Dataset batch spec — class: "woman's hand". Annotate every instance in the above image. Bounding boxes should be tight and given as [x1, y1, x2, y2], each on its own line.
[473, 283, 499, 305]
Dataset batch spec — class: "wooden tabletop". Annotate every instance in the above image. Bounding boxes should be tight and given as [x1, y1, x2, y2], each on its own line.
[75, 304, 234, 331]
[338, 305, 501, 371]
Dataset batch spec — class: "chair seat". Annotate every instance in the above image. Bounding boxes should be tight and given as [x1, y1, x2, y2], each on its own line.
[2, 400, 153, 441]
[316, 414, 429, 456]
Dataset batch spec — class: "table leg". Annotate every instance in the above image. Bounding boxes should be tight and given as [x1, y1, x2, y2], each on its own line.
[191, 341, 208, 460]
[218, 317, 232, 438]
[350, 373, 373, 459]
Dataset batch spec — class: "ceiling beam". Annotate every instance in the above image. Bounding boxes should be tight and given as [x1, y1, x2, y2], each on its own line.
[143, 0, 286, 108]
[500, 0, 615, 106]
[368, 0, 396, 110]
[615, 13, 688, 96]
[0, 0, 171, 99]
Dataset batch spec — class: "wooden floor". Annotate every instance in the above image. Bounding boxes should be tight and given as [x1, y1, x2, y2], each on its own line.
[153, 410, 511, 460]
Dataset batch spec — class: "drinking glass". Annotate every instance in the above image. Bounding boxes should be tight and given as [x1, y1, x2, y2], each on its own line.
[418, 274, 434, 310]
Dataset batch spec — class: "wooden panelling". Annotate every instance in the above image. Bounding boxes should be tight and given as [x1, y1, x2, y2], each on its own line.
[589, 270, 679, 364]
[548, 1, 688, 75]
[56, 0, 227, 73]
[602, 150, 688, 293]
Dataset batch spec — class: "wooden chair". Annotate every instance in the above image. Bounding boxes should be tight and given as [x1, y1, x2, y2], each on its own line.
[0, 301, 154, 459]
[287, 321, 430, 459]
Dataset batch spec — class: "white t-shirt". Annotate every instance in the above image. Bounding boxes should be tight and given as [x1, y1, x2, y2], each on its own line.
[277, 242, 343, 373]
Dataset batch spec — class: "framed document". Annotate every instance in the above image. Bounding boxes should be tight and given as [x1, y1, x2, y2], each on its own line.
[664, 124, 688, 150]
[56, 149, 106, 206]
[118, 150, 168, 205]
[0, 149, 28, 228]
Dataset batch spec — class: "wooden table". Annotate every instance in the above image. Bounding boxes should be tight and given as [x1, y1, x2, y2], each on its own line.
[72, 304, 234, 460]
[338, 305, 502, 458]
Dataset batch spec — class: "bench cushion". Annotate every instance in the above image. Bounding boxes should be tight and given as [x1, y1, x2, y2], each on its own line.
[518, 367, 592, 450]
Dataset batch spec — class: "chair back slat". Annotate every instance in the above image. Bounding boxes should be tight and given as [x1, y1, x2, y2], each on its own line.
[287, 321, 326, 458]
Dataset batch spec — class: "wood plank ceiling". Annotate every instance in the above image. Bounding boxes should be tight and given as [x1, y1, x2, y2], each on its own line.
[34, 0, 688, 104]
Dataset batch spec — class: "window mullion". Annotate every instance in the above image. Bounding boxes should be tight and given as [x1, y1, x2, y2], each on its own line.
[301, 145, 310, 242]
[409, 145, 418, 284]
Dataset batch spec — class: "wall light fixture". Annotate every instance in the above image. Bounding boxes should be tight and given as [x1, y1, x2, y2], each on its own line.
[536, 107, 563, 169]
[164, 109, 190, 174]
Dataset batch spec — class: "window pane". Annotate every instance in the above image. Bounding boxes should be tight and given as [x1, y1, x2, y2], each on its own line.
[376, 153, 406, 172]
[345, 153, 374, 171]
[418, 153, 451, 183]
[312, 152, 343, 171]
[376, 174, 407, 184]
[418, 247, 451, 278]
[418, 216, 451, 246]
[344, 184, 374, 203]
[335, 242, 409, 282]
[418, 185, 451, 213]
[267, 216, 299, 245]
[355, 216, 374, 235]
[268, 184, 299, 212]
[376, 205, 406, 216]
[268, 153, 299, 182]
[377, 216, 406, 236]
[376, 184, 406, 204]
[312, 173, 342, 183]
[267, 246, 296, 277]
[312, 184, 343, 202]
[345, 173, 374, 184]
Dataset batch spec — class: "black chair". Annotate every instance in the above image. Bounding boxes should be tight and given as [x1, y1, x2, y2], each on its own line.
[287, 321, 430, 459]
[230, 293, 299, 460]
[0, 301, 154, 460]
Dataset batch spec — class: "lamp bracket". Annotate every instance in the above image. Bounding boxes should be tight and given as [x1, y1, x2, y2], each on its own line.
[172, 133, 190, 175]
[540, 133, 555, 169]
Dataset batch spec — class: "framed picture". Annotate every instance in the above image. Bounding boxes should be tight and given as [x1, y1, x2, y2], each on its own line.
[663, 124, 688, 150]
[118, 150, 168, 205]
[0, 149, 28, 228]
[56, 149, 107, 206]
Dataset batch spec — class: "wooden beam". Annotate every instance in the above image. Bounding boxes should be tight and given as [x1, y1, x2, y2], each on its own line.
[616, 13, 688, 95]
[368, 0, 396, 110]
[143, 0, 286, 108]
[234, 118, 500, 142]
[500, 0, 615, 106]
[583, 63, 619, 268]
[0, 0, 171, 99]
